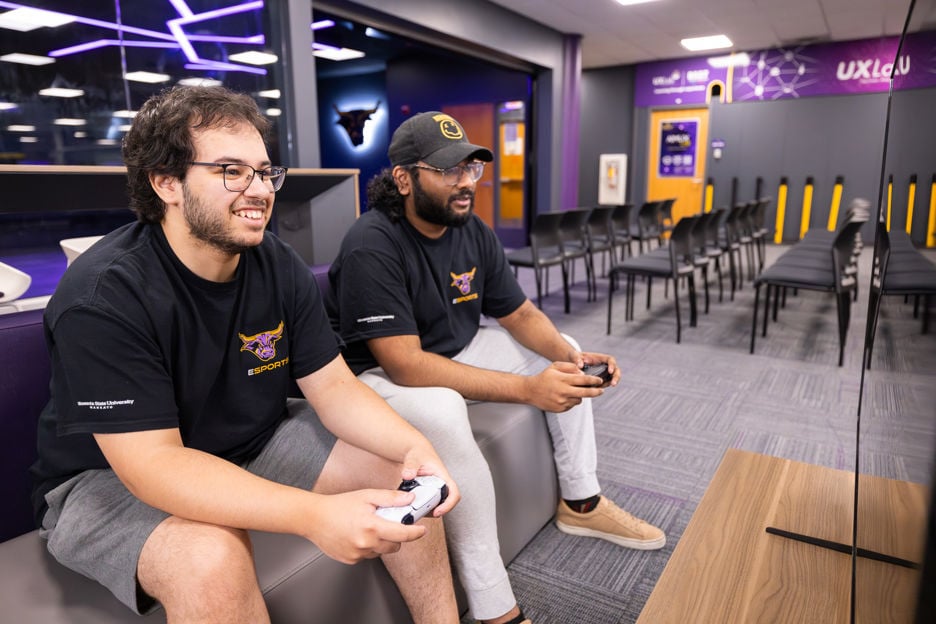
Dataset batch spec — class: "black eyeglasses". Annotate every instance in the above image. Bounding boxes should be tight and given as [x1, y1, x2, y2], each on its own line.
[409, 162, 485, 186]
[189, 162, 288, 192]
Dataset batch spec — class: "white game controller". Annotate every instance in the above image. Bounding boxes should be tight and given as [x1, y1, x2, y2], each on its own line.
[375, 475, 449, 525]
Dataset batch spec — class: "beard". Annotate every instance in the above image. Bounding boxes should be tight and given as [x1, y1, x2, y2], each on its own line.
[182, 183, 259, 255]
[411, 173, 473, 228]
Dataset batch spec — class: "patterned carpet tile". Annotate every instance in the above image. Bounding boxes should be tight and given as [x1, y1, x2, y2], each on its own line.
[485, 244, 935, 624]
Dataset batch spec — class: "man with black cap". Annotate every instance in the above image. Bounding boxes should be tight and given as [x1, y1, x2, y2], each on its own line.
[326, 111, 665, 624]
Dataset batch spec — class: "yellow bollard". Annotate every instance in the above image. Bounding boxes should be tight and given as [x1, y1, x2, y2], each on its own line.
[906, 174, 917, 235]
[886, 174, 893, 232]
[827, 175, 843, 231]
[704, 177, 714, 213]
[928, 174, 936, 248]
[774, 176, 788, 244]
[799, 176, 814, 239]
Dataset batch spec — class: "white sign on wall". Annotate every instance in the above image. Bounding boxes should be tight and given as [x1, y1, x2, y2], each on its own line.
[598, 153, 627, 205]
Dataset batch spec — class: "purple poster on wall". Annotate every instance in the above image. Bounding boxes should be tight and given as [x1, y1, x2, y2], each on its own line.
[659, 120, 697, 177]
[635, 31, 936, 107]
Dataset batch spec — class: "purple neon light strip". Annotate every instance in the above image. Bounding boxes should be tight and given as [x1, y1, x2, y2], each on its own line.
[166, 0, 266, 74]
[50, 40, 177, 57]
[1, 0, 268, 74]
[189, 34, 264, 44]
[185, 62, 266, 75]
[0, 1, 175, 41]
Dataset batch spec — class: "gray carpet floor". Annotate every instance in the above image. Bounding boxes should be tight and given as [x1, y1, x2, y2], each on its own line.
[466, 239, 936, 624]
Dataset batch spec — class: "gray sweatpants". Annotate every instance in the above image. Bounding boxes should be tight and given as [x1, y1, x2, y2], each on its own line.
[359, 325, 600, 620]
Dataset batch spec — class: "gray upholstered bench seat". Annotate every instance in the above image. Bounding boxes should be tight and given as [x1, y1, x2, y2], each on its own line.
[0, 307, 558, 623]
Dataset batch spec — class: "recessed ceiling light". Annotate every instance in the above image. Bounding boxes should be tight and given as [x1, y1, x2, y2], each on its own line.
[266, 108, 282, 117]
[54, 118, 86, 126]
[0, 52, 55, 66]
[0, 7, 74, 32]
[39, 87, 84, 98]
[19, 136, 38, 143]
[681, 35, 733, 52]
[118, 124, 133, 132]
[365, 27, 390, 40]
[0, 102, 18, 111]
[707, 52, 750, 68]
[7, 124, 35, 132]
[96, 138, 119, 145]
[312, 44, 365, 62]
[125, 71, 171, 83]
[74, 131, 87, 138]
[228, 51, 278, 65]
[614, 0, 660, 5]
[258, 89, 281, 99]
[112, 110, 137, 118]
[177, 77, 222, 87]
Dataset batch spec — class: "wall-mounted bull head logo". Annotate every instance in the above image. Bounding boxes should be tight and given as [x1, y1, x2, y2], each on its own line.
[334, 101, 380, 147]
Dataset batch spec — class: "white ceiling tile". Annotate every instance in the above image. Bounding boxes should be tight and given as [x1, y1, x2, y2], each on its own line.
[485, 0, 928, 68]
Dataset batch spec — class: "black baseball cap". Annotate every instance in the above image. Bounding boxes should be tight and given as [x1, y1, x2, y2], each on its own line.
[388, 111, 493, 168]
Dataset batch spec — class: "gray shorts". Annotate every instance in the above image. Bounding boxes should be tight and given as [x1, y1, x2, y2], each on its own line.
[39, 398, 337, 615]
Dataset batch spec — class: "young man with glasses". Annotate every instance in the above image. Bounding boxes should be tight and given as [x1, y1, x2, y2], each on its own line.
[31, 86, 460, 623]
[326, 111, 666, 624]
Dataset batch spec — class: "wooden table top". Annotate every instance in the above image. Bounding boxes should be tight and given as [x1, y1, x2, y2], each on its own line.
[638, 449, 927, 623]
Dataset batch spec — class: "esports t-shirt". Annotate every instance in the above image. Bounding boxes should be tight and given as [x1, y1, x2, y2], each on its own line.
[31, 222, 340, 523]
[326, 210, 527, 374]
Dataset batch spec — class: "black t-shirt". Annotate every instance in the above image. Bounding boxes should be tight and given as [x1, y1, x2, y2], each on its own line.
[325, 210, 527, 374]
[31, 222, 340, 523]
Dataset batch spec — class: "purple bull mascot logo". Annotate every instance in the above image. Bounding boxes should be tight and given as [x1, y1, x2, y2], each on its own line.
[450, 267, 476, 295]
[239, 321, 284, 362]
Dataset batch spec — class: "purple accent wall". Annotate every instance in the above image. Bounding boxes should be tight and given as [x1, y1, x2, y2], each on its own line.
[561, 35, 582, 211]
[635, 32, 936, 107]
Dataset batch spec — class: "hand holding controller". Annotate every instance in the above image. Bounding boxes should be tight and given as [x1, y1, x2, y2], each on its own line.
[582, 363, 613, 384]
[375, 475, 449, 525]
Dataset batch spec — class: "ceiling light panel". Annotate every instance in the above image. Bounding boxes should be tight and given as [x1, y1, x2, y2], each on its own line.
[124, 71, 171, 83]
[38, 87, 84, 98]
[0, 7, 74, 31]
[312, 44, 365, 62]
[681, 35, 733, 52]
[228, 50, 279, 65]
[0, 52, 55, 65]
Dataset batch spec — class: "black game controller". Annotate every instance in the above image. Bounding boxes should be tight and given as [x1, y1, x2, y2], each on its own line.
[375, 475, 449, 525]
[582, 363, 613, 384]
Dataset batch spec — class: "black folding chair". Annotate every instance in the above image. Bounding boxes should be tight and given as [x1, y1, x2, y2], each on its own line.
[750, 219, 865, 366]
[586, 205, 616, 277]
[558, 208, 596, 302]
[609, 203, 634, 259]
[505, 211, 570, 312]
[607, 215, 699, 343]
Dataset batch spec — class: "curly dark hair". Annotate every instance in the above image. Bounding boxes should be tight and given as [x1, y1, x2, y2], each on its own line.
[121, 85, 271, 224]
[365, 167, 411, 223]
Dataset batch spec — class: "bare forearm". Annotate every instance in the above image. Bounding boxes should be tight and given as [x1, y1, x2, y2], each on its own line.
[96, 432, 319, 535]
[497, 300, 580, 364]
[383, 347, 532, 404]
[299, 369, 438, 462]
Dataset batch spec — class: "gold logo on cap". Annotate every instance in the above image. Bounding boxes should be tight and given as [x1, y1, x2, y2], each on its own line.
[432, 113, 463, 140]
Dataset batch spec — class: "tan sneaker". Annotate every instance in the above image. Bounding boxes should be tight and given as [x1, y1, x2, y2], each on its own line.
[555, 496, 665, 550]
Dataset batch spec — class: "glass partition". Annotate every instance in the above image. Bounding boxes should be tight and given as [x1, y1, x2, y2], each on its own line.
[0, 1, 281, 166]
[857, 0, 936, 620]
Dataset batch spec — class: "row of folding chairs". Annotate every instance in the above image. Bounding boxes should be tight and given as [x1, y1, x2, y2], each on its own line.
[602, 198, 777, 343]
[505, 199, 684, 313]
[865, 228, 936, 368]
[749, 202, 870, 366]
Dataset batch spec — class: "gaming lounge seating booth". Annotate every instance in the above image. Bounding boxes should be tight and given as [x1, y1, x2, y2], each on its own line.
[0, 165, 560, 622]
